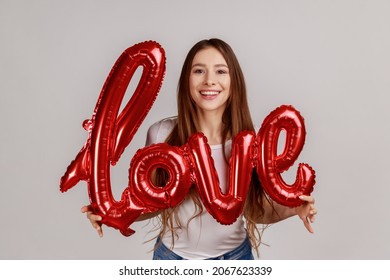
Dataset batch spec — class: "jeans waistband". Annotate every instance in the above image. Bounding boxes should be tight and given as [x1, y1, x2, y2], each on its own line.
[153, 235, 254, 260]
[207, 236, 254, 260]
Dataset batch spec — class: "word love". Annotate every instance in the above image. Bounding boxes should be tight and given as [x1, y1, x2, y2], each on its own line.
[60, 41, 315, 236]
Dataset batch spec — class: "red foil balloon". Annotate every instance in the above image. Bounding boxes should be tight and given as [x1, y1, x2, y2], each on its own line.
[187, 132, 255, 225]
[130, 143, 192, 210]
[60, 41, 316, 234]
[60, 41, 166, 236]
[256, 105, 316, 207]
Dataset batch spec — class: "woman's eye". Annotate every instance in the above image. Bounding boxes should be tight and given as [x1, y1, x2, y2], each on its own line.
[193, 69, 204, 74]
[217, 69, 228, 74]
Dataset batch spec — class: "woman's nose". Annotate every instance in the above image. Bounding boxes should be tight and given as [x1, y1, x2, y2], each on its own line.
[204, 73, 216, 85]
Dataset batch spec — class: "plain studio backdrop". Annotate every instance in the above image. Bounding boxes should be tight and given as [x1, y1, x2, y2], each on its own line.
[1, 0, 389, 260]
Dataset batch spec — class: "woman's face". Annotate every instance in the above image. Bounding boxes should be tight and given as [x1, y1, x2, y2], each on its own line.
[189, 47, 231, 116]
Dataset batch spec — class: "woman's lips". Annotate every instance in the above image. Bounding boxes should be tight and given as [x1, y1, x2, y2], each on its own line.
[200, 90, 220, 99]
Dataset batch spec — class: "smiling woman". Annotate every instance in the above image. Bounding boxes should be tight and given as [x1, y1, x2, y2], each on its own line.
[82, 38, 317, 260]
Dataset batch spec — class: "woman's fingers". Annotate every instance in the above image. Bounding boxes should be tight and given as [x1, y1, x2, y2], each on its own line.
[80, 205, 90, 213]
[298, 195, 317, 233]
[93, 223, 103, 238]
[303, 217, 314, 233]
[81, 205, 103, 237]
[309, 208, 317, 223]
[299, 195, 315, 204]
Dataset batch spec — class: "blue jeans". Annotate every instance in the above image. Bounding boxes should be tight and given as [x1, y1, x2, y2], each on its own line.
[153, 236, 254, 260]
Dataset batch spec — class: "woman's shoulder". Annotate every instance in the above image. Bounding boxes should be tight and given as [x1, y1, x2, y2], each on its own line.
[146, 116, 177, 145]
[148, 116, 178, 134]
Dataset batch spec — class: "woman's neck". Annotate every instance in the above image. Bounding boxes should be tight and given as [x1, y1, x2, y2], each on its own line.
[196, 110, 224, 145]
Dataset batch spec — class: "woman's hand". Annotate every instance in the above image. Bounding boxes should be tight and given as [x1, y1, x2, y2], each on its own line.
[81, 205, 103, 237]
[295, 195, 317, 233]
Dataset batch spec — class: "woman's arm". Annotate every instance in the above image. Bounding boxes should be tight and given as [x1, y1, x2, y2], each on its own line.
[259, 195, 317, 233]
[81, 206, 161, 237]
[135, 211, 160, 221]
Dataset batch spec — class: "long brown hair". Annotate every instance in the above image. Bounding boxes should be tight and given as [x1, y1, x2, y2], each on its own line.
[155, 38, 267, 255]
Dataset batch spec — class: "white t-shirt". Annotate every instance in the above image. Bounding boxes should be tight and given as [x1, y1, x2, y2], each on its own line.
[145, 117, 247, 259]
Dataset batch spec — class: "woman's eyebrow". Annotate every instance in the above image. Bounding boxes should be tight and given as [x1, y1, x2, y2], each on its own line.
[191, 63, 228, 68]
[215, 64, 229, 68]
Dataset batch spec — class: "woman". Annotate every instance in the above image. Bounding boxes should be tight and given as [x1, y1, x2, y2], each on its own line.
[82, 38, 317, 260]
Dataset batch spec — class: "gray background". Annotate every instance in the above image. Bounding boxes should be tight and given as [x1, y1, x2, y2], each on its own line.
[1, 0, 389, 259]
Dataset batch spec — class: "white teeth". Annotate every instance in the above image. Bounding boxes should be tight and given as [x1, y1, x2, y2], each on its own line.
[200, 91, 220, 96]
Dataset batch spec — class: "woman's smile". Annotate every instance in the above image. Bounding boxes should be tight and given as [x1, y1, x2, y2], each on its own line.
[199, 90, 221, 99]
